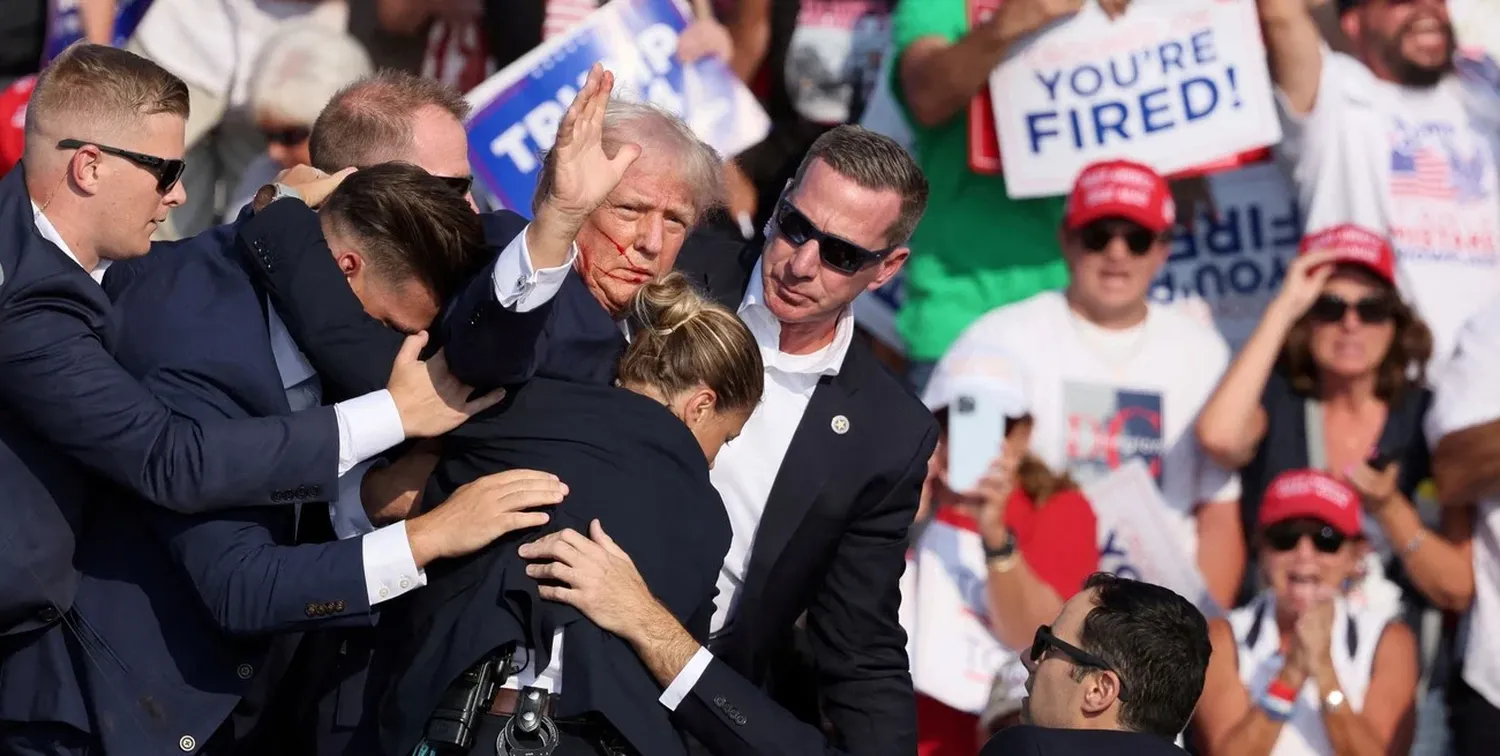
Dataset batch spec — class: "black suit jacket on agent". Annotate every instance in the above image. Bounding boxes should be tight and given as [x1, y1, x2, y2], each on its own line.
[245, 212, 938, 756]
[369, 378, 730, 756]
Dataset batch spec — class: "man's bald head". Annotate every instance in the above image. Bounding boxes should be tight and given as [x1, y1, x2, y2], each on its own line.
[308, 70, 471, 173]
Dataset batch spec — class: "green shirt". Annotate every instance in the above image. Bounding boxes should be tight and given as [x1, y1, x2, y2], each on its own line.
[890, 0, 1068, 362]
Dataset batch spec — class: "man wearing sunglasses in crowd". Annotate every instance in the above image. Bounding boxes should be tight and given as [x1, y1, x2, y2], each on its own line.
[1193, 469, 1419, 756]
[246, 118, 939, 756]
[926, 159, 1246, 611]
[978, 572, 1209, 755]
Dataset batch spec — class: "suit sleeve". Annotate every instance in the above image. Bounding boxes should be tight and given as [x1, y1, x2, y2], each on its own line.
[670, 656, 852, 756]
[805, 422, 937, 756]
[238, 199, 405, 399]
[0, 271, 339, 513]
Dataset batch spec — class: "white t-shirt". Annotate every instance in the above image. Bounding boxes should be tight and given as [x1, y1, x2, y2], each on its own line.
[133, 0, 348, 106]
[928, 291, 1240, 559]
[1425, 300, 1500, 710]
[784, 0, 892, 126]
[1275, 49, 1500, 369]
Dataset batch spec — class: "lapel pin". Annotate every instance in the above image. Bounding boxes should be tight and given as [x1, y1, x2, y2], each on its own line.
[831, 415, 850, 435]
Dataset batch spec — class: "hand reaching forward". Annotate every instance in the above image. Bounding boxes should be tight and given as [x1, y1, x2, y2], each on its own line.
[538, 63, 642, 225]
[519, 520, 656, 637]
[386, 332, 507, 438]
[406, 469, 567, 567]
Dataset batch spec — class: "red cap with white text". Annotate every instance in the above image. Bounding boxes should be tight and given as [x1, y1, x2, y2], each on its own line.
[1297, 224, 1396, 285]
[1258, 469, 1362, 537]
[1064, 159, 1175, 233]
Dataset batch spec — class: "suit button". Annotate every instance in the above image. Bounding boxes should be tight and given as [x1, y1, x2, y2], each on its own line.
[304, 603, 318, 617]
[236, 663, 253, 680]
[332, 600, 346, 612]
[36, 605, 60, 623]
[310, 484, 323, 497]
[399, 577, 411, 590]
[713, 696, 726, 706]
[379, 587, 390, 599]
[295, 486, 309, 499]
[735, 714, 746, 725]
[178, 734, 196, 751]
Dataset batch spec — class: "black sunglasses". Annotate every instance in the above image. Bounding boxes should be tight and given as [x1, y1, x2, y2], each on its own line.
[1309, 294, 1395, 325]
[774, 199, 896, 274]
[57, 139, 185, 194]
[1030, 625, 1128, 700]
[437, 174, 474, 196]
[1263, 519, 1348, 554]
[1077, 220, 1167, 255]
[262, 125, 311, 146]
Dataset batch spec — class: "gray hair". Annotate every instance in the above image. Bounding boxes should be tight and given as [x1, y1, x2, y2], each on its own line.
[532, 99, 723, 221]
[250, 23, 373, 126]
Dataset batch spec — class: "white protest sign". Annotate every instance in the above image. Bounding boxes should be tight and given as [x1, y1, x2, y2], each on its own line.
[1151, 162, 1301, 351]
[909, 510, 1018, 714]
[990, 0, 1282, 199]
[1085, 460, 1222, 618]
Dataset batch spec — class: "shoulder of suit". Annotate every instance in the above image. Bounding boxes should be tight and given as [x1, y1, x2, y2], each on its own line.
[842, 338, 939, 439]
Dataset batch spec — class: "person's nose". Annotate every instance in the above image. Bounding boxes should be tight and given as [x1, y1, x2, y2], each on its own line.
[1020, 648, 1038, 674]
[465, 192, 479, 213]
[788, 239, 821, 279]
[1103, 235, 1135, 262]
[635, 215, 665, 261]
[1294, 535, 1318, 560]
[165, 176, 188, 209]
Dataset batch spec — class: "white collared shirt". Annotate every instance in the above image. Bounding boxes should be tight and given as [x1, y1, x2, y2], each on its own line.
[314, 224, 575, 608]
[659, 259, 855, 710]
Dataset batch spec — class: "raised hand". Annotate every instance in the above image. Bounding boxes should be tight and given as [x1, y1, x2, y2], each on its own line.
[406, 469, 566, 567]
[1270, 249, 1340, 321]
[538, 63, 643, 225]
[386, 332, 507, 438]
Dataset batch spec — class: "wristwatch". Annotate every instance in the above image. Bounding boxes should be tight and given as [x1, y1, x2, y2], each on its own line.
[251, 182, 305, 213]
[984, 530, 1019, 573]
[1322, 689, 1347, 712]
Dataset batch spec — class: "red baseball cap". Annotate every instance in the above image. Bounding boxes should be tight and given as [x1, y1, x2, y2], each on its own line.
[1297, 224, 1396, 285]
[1064, 159, 1175, 234]
[0, 76, 32, 177]
[1258, 469, 1362, 537]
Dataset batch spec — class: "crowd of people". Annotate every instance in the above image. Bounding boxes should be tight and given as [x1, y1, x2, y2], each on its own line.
[3, 0, 1500, 756]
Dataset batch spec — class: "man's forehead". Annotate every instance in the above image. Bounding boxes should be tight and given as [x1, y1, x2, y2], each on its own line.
[611, 165, 696, 219]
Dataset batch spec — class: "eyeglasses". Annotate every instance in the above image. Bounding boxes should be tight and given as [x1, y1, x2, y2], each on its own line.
[1263, 519, 1348, 554]
[774, 199, 896, 274]
[261, 125, 311, 146]
[1308, 294, 1395, 325]
[437, 174, 474, 196]
[57, 139, 185, 194]
[1077, 220, 1168, 255]
[1030, 625, 1128, 700]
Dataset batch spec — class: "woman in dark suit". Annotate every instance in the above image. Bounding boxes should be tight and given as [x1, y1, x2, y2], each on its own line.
[369, 272, 763, 756]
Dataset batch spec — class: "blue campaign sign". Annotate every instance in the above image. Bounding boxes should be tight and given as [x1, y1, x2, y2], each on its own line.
[464, 0, 769, 213]
[44, 0, 155, 64]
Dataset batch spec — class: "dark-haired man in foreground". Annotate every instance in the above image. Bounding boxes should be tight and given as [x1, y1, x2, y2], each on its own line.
[61, 164, 567, 756]
[984, 573, 1211, 755]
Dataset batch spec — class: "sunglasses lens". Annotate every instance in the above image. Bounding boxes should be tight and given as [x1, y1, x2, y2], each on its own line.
[1312, 526, 1346, 554]
[1265, 525, 1301, 551]
[158, 159, 185, 193]
[441, 175, 474, 195]
[1309, 295, 1347, 323]
[1079, 225, 1112, 251]
[778, 203, 813, 244]
[818, 238, 869, 274]
[1030, 627, 1047, 662]
[1123, 229, 1156, 255]
[1354, 298, 1394, 324]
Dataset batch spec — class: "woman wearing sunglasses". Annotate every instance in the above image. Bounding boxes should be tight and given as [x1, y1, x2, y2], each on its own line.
[1193, 469, 1419, 756]
[1196, 224, 1474, 618]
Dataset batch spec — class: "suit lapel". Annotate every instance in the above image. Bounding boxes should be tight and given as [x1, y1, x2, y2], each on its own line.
[740, 365, 860, 620]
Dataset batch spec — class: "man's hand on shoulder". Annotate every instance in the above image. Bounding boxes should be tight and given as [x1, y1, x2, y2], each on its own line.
[386, 332, 508, 438]
[405, 469, 567, 567]
[253, 165, 358, 213]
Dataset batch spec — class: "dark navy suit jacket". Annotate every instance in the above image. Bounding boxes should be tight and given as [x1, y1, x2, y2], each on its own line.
[47, 217, 378, 754]
[0, 167, 343, 736]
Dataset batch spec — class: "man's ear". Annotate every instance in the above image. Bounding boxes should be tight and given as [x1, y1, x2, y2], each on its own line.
[868, 246, 910, 291]
[69, 146, 104, 197]
[334, 250, 362, 278]
[1080, 670, 1124, 717]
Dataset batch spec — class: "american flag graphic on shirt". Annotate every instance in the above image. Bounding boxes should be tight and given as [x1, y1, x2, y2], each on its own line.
[1390, 142, 1458, 200]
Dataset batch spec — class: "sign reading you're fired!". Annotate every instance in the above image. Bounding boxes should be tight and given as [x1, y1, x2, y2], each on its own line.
[991, 0, 1281, 199]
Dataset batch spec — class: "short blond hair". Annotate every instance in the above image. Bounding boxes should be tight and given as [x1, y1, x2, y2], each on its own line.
[24, 43, 189, 155]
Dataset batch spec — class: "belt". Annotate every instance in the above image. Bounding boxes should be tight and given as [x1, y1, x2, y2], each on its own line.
[490, 688, 557, 720]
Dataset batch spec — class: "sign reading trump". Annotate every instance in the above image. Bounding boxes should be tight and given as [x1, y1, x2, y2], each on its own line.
[465, 0, 770, 212]
[990, 0, 1281, 199]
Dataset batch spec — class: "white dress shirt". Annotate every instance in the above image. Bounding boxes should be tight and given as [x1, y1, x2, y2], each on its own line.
[660, 259, 855, 710]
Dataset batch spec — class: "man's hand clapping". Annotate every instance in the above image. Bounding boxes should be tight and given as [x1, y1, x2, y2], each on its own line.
[405, 469, 567, 567]
[386, 332, 507, 439]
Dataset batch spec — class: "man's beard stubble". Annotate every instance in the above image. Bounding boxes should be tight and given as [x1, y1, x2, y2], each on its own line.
[1379, 18, 1457, 89]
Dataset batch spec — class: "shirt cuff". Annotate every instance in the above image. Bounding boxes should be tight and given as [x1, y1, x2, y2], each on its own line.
[361, 520, 427, 605]
[491, 223, 576, 313]
[333, 389, 404, 477]
[658, 646, 714, 711]
[330, 458, 385, 540]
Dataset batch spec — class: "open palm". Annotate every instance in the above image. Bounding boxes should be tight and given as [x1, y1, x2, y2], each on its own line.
[545, 63, 642, 221]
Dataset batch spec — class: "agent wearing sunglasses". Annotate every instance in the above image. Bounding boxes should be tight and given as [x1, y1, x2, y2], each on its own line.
[1196, 225, 1472, 614]
[925, 159, 1245, 611]
[1194, 469, 1419, 756]
[978, 573, 1209, 756]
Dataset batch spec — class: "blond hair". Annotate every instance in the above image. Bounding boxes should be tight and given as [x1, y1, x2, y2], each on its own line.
[617, 273, 763, 413]
[24, 43, 189, 156]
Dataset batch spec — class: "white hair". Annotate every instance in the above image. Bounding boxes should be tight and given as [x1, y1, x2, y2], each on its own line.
[533, 99, 724, 219]
[250, 23, 373, 126]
